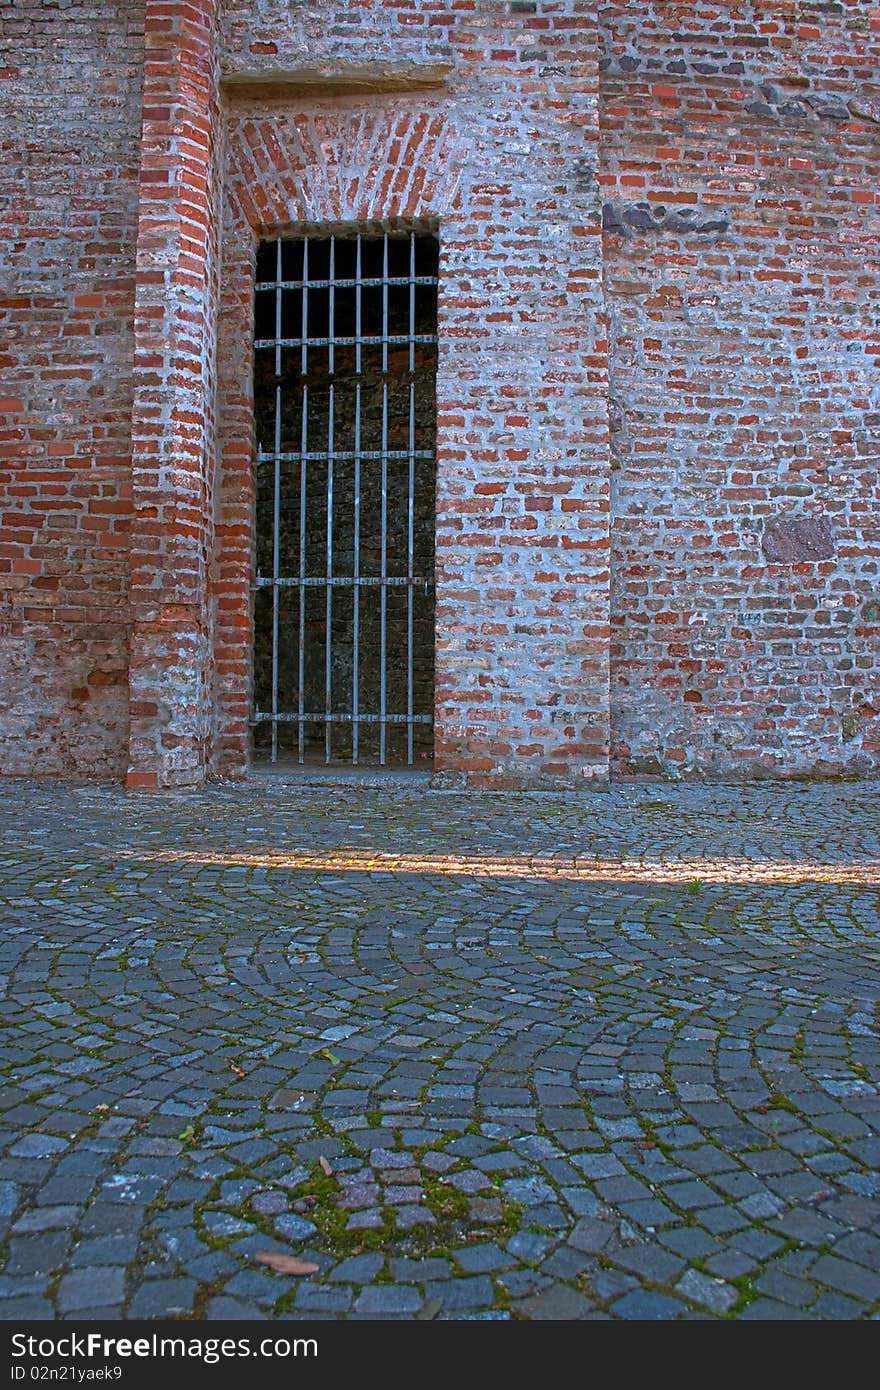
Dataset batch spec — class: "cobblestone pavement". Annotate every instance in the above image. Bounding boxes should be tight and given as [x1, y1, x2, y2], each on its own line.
[1, 776, 879, 1321]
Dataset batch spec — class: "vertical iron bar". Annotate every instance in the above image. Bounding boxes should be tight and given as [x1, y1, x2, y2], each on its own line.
[407, 232, 415, 764]
[271, 380, 281, 764]
[328, 235, 335, 377]
[382, 233, 388, 376]
[325, 384, 334, 764]
[298, 384, 307, 763]
[301, 238, 309, 377]
[380, 380, 388, 765]
[407, 380, 415, 765]
[355, 234, 362, 377]
[275, 238, 282, 379]
[328, 236, 335, 757]
[409, 230, 415, 375]
[352, 383, 361, 766]
[271, 238, 282, 764]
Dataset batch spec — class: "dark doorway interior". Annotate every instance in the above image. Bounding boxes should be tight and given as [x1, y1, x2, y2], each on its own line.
[252, 230, 439, 767]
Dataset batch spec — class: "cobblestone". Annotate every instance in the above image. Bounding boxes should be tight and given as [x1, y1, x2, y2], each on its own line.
[56, 1267, 125, 1314]
[0, 778, 878, 1320]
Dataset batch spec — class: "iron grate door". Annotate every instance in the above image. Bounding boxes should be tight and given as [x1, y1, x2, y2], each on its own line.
[252, 230, 439, 767]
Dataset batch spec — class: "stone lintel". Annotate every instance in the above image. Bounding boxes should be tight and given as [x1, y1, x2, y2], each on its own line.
[220, 61, 454, 100]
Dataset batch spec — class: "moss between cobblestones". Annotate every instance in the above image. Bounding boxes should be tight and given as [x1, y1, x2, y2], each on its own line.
[190, 1279, 227, 1320]
[726, 1275, 759, 1316]
[789, 1026, 806, 1063]
[493, 1280, 514, 1313]
[289, 1163, 393, 1252]
[178, 1139, 528, 1271]
[762, 1091, 799, 1115]
[417, 1169, 470, 1228]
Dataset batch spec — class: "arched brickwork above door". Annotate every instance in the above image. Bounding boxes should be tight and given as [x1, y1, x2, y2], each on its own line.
[224, 106, 467, 233]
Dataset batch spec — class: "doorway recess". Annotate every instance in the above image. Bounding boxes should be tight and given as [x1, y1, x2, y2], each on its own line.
[252, 229, 439, 767]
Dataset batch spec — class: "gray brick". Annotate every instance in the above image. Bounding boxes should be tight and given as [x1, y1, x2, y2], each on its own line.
[659, 1228, 719, 1259]
[0, 1296, 54, 1318]
[204, 1297, 261, 1320]
[612, 1243, 686, 1284]
[224, 1270, 281, 1304]
[676, 1269, 738, 1314]
[560, 1186, 603, 1217]
[70, 1234, 139, 1267]
[567, 1216, 615, 1254]
[517, 1285, 593, 1319]
[295, 1284, 353, 1313]
[541, 1246, 595, 1279]
[453, 1243, 513, 1273]
[127, 1278, 197, 1318]
[12, 1205, 78, 1235]
[425, 1276, 494, 1311]
[739, 1298, 813, 1320]
[612, 1290, 684, 1320]
[328, 1253, 385, 1283]
[57, 1267, 125, 1313]
[6, 1233, 71, 1275]
[354, 1286, 421, 1315]
[810, 1254, 880, 1303]
[274, 1213, 318, 1242]
[388, 1257, 453, 1282]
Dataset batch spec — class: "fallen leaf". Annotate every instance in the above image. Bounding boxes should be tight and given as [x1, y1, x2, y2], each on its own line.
[178, 1125, 195, 1143]
[320, 1049, 339, 1064]
[318, 1155, 333, 1176]
[230, 1064, 246, 1078]
[254, 1252, 318, 1277]
[94, 1104, 110, 1113]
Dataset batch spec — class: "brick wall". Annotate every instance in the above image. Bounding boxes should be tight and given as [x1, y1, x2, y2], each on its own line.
[601, 1, 880, 778]
[0, 0, 144, 776]
[0, 1, 876, 787]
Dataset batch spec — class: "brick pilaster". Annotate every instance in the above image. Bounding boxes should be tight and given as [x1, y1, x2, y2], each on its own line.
[126, 0, 221, 788]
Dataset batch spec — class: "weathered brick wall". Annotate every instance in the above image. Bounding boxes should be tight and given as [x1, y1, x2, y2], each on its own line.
[125, 0, 223, 789]
[216, 1, 610, 788]
[0, 0, 144, 776]
[1, 1, 876, 787]
[601, 1, 880, 778]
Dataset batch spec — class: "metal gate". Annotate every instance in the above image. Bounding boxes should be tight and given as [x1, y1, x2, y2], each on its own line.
[252, 230, 439, 767]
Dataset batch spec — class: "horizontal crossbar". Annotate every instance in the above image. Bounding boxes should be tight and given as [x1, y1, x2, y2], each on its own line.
[253, 712, 432, 725]
[254, 333, 437, 350]
[257, 450, 435, 464]
[255, 576, 432, 589]
[256, 276, 438, 292]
